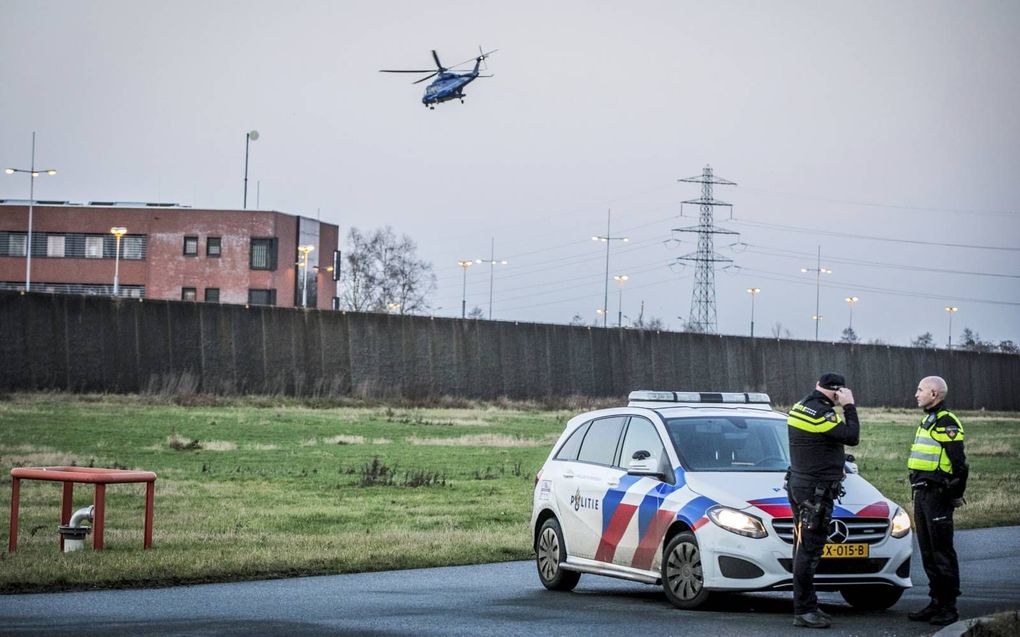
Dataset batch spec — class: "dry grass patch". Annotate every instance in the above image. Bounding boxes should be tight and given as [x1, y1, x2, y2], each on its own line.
[0, 446, 79, 468]
[408, 433, 546, 447]
[247, 443, 279, 451]
[325, 435, 365, 445]
[967, 439, 1015, 456]
[203, 440, 238, 451]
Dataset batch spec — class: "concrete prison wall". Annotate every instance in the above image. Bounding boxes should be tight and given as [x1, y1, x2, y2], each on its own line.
[1, 291, 1017, 409]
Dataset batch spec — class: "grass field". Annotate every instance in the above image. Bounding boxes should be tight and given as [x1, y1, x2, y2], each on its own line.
[1, 393, 1017, 593]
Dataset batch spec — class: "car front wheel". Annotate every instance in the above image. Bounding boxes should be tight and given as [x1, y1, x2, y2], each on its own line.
[536, 518, 580, 591]
[839, 585, 905, 610]
[662, 531, 711, 609]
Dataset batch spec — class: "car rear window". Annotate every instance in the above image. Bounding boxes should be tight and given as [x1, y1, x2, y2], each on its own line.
[555, 421, 590, 461]
[665, 416, 789, 472]
[576, 416, 627, 466]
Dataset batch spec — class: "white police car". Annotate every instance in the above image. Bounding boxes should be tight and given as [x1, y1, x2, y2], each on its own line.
[531, 391, 912, 609]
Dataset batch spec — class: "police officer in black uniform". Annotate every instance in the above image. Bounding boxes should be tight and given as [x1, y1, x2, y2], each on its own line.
[907, 375, 968, 626]
[786, 373, 860, 629]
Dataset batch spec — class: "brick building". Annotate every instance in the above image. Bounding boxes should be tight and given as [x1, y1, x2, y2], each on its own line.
[0, 202, 340, 309]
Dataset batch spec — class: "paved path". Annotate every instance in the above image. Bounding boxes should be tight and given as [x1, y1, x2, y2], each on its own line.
[2, 526, 1018, 636]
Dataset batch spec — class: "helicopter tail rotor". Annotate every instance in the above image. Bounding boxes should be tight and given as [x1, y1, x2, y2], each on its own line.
[477, 46, 497, 71]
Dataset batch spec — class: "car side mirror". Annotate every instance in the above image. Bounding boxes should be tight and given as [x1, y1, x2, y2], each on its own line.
[628, 451, 663, 478]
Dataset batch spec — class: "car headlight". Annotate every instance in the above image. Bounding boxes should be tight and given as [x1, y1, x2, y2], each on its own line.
[891, 506, 911, 538]
[707, 505, 767, 539]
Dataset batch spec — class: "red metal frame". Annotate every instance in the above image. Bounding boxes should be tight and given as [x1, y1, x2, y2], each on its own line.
[8, 466, 156, 553]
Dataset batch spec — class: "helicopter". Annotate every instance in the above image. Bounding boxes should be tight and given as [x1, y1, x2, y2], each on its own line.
[380, 47, 496, 109]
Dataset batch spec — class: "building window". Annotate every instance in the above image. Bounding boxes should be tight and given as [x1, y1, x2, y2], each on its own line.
[182, 287, 197, 301]
[248, 288, 276, 306]
[46, 235, 65, 258]
[85, 236, 105, 258]
[8, 234, 27, 257]
[183, 236, 198, 256]
[249, 238, 277, 270]
[122, 236, 145, 260]
[207, 236, 222, 257]
[204, 288, 220, 303]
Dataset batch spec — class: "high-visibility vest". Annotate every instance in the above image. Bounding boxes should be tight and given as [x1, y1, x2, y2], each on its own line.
[787, 401, 841, 433]
[907, 410, 963, 474]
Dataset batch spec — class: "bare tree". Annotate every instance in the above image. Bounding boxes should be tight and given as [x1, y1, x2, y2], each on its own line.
[338, 226, 436, 314]
[632, 315, 665, 330]
[771, 322, 793, 339]
[999, 340, 1018, 354]
[960, 327, 995, 353]
[911, 332, 935, 349]
[840, 327, 859, 344]
[467, 306, 485, 320]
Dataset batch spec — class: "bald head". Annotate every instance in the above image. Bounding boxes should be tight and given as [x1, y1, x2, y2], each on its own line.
[915, 376, 948, 410]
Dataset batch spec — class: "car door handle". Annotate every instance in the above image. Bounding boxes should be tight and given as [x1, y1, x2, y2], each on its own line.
[562, 471, 574, 479]
[606, 480, 619, 487]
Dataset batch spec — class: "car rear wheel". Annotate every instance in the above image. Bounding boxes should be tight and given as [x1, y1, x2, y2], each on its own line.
[839, 585, 905, 610]
[662, 531, 711, 609]
[536, 518, 580, 591]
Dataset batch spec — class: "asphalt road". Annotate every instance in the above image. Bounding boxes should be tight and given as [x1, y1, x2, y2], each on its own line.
[2, 526, 1018, 637]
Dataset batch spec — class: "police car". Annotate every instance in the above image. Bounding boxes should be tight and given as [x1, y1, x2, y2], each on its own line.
[531, 391, 912, 609]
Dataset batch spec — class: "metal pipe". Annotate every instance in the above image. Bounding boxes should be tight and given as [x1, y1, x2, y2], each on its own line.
[69, 505, 94, 528]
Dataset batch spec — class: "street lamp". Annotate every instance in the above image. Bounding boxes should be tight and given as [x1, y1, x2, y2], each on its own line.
[457, 260, 474, 319]
[800, 245, 831, 341]
[5, 132, 57, 292]
[844, 296, 859, 331]
[110, 227, 127, 296]
[243, 130, 259, 209]
[592, 209, 628, 328]
[387, 302, 401, 314]
[945, 306, 959, 350]
[613, 274, 629, 327]
[746, 287, 760, 338]
[476, 238, 507, 320]
[297, 244, 315, 308]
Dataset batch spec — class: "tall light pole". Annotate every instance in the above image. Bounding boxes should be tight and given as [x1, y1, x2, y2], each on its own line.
[110, 227, 127, 296]
[457, 260, 474, 319]
[801, 245, 831, 341]
[613, 275, 629, 327]
[945, 306, 959, 350]
[746, 287, 760, 338]
[5, 132, 57, 292]
[592, 209, 628, 328]
[243, 130, 259, 209]
[297, 244, 315, 308]
[844, 296, 859, 332]
[476, 238, 507, 320]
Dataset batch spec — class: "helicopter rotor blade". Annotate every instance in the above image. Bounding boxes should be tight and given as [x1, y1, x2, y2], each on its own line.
[379, 69, 435, 73]
[412, 72, 439, 84]
[431, 50, 446, 71]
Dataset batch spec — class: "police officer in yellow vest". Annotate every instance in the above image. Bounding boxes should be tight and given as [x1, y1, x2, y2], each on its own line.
[907, 375, 968, 627]
[786, 372, 860, 629]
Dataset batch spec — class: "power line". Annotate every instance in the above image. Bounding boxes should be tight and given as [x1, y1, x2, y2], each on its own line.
[738, 243, 1020, 280]
[738, 186, 1020, 218]
[731, 218, 1020, 251]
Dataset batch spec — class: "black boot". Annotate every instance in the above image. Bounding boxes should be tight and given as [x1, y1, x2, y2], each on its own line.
[793, 611, 832, 628]
[929, 607, 959, 626]
[907, 601, 940, 621]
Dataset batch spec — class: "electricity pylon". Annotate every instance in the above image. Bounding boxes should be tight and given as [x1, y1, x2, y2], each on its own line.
[673, 165, 739, 333]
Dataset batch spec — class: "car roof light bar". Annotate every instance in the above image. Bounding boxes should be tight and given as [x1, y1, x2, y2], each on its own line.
[628, 390, 772, 405]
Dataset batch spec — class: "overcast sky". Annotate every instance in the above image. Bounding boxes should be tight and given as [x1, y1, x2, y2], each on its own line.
[2, 1, 1018, 347]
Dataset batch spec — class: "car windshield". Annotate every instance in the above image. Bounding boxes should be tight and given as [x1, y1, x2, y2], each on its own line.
[664, 415, 790, 472]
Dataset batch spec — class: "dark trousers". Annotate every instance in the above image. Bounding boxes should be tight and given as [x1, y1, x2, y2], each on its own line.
[788, 480, 835, 615]
[913, 486, 960, 608]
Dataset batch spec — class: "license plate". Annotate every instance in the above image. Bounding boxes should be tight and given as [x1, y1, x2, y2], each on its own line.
[822, 543, 869, 558]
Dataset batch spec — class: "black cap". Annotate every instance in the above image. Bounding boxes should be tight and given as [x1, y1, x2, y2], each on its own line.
[818, 373, 846, 390]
